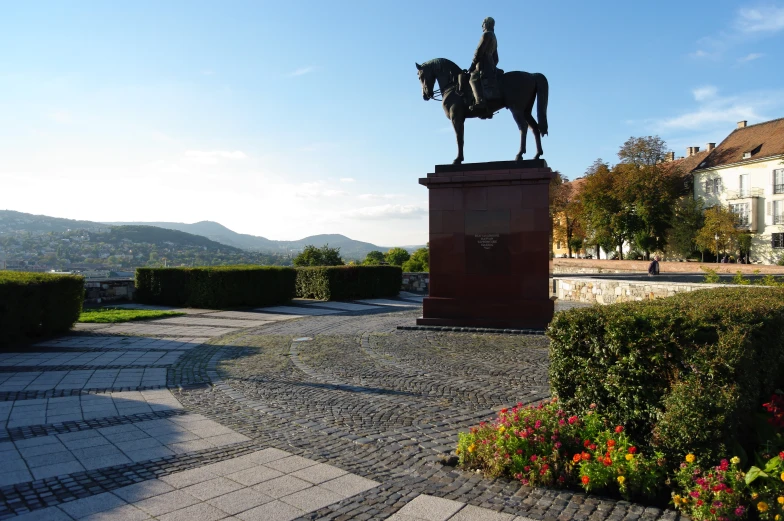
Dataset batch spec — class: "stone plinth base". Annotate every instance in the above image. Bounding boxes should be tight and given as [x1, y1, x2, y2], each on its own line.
[417, 160, 555, 330]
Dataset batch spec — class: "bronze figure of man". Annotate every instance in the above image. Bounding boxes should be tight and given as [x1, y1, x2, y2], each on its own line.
[468, 16, 499, 113]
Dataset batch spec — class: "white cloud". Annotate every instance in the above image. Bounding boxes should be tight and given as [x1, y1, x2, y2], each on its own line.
[737, 6, 784, 33]
[693, 86, 718, 102]
[323, 189, 348, 197]
[649, 86, 784, 132]
[738, 52, 764, 62]
[294, 181, 348, 199]
[201, 69, 215, 76]
[358, 193, 398, 200]
[183, 150, 248, 164]
[343, 204, 427, 220]
[289, 66, 317, 77]
[49, 110, 72, 123]
[339, 177, 355, 183]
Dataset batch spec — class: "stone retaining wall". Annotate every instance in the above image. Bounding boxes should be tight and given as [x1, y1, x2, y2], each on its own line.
[554, 277, 753, 305]
[402, 272, 429, 294]
[553, 258, 784, 274]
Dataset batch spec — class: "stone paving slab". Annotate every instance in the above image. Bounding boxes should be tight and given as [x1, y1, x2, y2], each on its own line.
[302, 301, 379, 312]
[355, 298, 421, 308]
[253, 306, 339, 316]
[387, 494, 532, 520]
[10, 449, 378, 520]
[0, 351, 183, 368]
[147, 317, 273, 328]
[108, 304, 217, 315]
[0, 389, 182, 429]
[0, 413, 250, 487]
[93, 324, 236, 337]
[33, 337, 206, 350]
[200, 311, 298, 322]
[0, 368, 167, 393]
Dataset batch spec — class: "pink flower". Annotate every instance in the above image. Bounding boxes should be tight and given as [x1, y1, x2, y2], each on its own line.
[558, 419, 565, 426]
[534, 420, 542, 429]
[568, 416, 578, 425]
[735, 506, 745, 516]
[530, 455, 538, 462]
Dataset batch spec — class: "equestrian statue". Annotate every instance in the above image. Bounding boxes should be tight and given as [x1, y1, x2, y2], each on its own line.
[416, 17, 549, 164]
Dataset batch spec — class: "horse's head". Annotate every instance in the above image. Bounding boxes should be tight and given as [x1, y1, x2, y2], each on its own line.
[416, 62, 436, 101]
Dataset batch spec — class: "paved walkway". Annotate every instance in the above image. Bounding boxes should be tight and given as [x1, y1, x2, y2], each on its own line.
[0, 296, 676, 521]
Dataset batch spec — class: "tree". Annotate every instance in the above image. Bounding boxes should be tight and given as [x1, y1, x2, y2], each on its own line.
[666, 197, 705, 258]
[617, 135, 667, 167]
[363, 250, 385, 265]
[384, 247, 410, 266]
[695, 206, 740, 261]
[579, 159, 633, 260]
[737, 233, 752, 262]
[552, 179, 584, 258]
[293, 244, 344, 266]
[402, 246, 429, 272]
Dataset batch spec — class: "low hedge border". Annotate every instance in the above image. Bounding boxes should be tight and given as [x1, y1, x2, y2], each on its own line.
[296, 266, 402, 300]
[547, 286, 784, 462]
[135, 266, 297, 308]
[0, 271, 84, 346]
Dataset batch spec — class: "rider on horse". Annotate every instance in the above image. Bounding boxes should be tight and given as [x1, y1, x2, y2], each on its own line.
[468, 17, 499, 116]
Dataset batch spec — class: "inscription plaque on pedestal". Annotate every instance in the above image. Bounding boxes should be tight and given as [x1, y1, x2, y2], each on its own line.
[417, 160, 554, 330]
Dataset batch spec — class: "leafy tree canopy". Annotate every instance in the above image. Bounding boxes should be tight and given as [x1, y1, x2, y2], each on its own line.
[293, 244, 344, 267]
[617, 135, 667, 166]
[402, 247, 429, 272]
[363, 250, 385, 265]
[384, 247, 411, 266]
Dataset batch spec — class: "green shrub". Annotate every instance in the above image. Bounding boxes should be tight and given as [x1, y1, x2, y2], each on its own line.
[296, 266, 401, 300]
[135, 266, 296, 308]
[0, 271, 84, 346]
[547, 287, 784, 462]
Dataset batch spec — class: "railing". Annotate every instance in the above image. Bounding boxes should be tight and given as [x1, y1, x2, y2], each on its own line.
[725, 187, 764, 199]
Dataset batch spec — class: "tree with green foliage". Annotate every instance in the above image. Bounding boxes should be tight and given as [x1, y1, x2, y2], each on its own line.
[737, 233, 752, 262]
[579, 159, 633, 260]
[551, 176, 584, 258]
[293, 244, 344, 266]
[617, 135, 667, 166]
[363, 250, 385, 265]
[666, 197, 705, 258]
[695, 206, 739, 261]
[402, 246, 429, 272]
[384, 247, 410, 266]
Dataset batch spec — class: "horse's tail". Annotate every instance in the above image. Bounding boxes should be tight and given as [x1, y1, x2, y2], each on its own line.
[534, 73, 549, 136]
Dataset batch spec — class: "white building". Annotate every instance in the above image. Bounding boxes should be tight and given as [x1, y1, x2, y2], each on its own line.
[692, 118, 784, 264]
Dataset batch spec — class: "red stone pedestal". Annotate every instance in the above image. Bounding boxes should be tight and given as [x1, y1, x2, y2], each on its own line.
[417, 160, 554, 330]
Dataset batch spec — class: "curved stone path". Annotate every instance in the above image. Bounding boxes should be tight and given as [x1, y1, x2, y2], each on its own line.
[0, 296, 679, 521]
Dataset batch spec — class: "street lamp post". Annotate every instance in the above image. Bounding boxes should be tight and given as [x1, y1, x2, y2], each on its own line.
[715, 233, 719, 263]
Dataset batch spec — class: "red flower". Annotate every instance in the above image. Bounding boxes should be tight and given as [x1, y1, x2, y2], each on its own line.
[607, 440, 616, 448]
[582, 475, 590, 484]
[573, 454, 582, 463]
[589, 444, 597, 450]
[779, 451, 784, 460]
[628, 446, 637, 454]
[500, 408, 508, 414]
[584, 439, 591, 448]
[517, 449, 523, 455]
[530, 455, 538, 462]
[603, 457, 612, 467]
[614, 426, 623, 433]
[581, 452, 591, 461]
[568, 416, 578, 425]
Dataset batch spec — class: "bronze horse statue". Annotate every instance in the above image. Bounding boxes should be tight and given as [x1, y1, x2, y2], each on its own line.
[416, 58, 549, 164]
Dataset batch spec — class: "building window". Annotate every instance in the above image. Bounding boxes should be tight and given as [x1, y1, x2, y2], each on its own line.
[714, 178, 722, 193]
[773, 233, 784, 249]
[730, 202, 750, 226]
[705, 177, 721, 194]
[739, 174, 748, 197]
[775, 169, 784, 195]
[775, 201, 784, 225]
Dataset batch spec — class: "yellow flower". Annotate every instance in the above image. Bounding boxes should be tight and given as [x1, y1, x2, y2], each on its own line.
[617, 476, 625, 485]
[730, 456, 740, 465]
[781, 471, 784, 482]
[752, 493, 759, 500]
[777, 515, 781, 521]
[468, 444, 475, 453]
[625, 454, 634, 461]
[778, 496, 784, 505]
[673, 494, 682, 505]
[758, 501, 769, 513]
[498, 425, 506, 433]
[456, 448, 461, 455]
[685, 453, 696, 463]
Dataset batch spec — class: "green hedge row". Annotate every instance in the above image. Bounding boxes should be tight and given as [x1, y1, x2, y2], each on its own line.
[135, 266, 297, 308]
[547, 287, 784, 462]
[0, 271, 84, 346]
[296, 266, 402, 300]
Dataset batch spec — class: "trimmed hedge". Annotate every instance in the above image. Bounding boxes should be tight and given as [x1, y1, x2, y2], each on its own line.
[0, 271, 84, 346]
[135, 266, 296, 308]
[547, 287, 784, 461]
[296, 266, 402, 300]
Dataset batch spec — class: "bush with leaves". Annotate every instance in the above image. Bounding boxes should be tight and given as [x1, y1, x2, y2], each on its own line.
[402, 247, 429, 272]
[293, 244, 344, 267]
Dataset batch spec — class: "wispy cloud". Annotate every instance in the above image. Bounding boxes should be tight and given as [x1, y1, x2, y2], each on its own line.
[294, 181, 349, 199]
[358, 193, 399, 201]
[339, 177, 355, 183]
[738, 52, 764, 62]
[736, 6, 784, 33]
[289, 66, 317, 77]
[183, 150, 248, 165]
[343, 204, 426, 220]
[648, 86, 784, 132]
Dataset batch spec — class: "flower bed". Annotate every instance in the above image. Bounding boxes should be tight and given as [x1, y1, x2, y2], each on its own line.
[457, 396, 784, 520]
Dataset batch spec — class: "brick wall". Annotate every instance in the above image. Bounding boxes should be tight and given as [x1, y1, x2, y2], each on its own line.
[402, 272, 428, 294]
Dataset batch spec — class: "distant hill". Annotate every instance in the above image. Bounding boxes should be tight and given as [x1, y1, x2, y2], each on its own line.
[97, 225, 243, 252]
[0, 211, 422, 260]
[0, 210, 108, 233]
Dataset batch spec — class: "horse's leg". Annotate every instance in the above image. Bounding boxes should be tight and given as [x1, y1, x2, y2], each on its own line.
[510, 109, 528, 162]
[451, 116, 464, 164]
[524, 113, 544, 160]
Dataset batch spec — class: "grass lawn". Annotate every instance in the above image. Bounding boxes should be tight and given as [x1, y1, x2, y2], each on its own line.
[78, 308, 186, 323]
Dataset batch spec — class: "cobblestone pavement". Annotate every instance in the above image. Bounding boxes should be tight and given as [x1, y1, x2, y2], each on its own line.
[0, 297, 680, 520]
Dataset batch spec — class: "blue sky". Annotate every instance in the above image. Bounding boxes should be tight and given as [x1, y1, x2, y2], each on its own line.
[2, 1, 784, 245]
